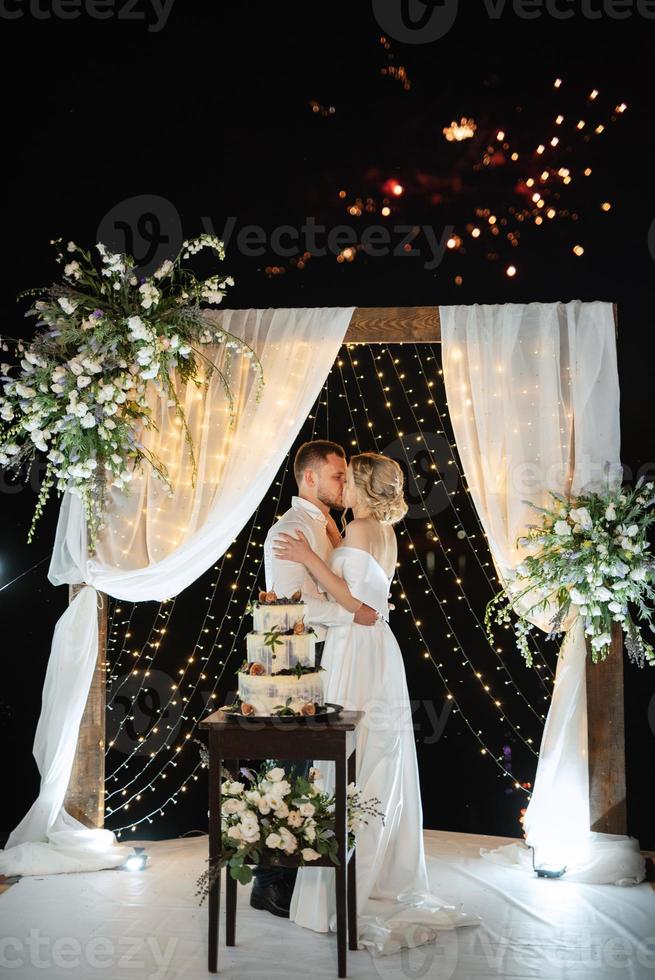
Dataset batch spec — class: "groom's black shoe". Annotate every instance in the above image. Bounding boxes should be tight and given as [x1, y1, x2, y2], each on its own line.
[249, 879, 292, 918]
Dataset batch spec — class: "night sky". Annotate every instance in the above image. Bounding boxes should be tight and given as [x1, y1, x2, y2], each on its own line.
[1, 3, 654, 848]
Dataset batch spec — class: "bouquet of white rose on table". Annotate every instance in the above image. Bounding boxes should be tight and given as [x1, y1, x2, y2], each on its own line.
[194, 754, 385, 903]
[0, 235, 264, 552]
[485, 480, 655, 668]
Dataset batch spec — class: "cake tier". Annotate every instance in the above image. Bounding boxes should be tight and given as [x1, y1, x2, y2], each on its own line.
[253, 602, 306, 634]
[238, 671, 325, 716]
[246, 632, 316, 672]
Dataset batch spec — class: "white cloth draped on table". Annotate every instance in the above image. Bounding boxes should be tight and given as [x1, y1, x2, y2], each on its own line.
[441, 300, 645, 885]
[0, 307, 354, 877]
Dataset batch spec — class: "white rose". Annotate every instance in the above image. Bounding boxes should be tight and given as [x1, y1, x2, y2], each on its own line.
[554, 520, 572, 537]
[257, 796, 272, 815]
[222, 798, 241, 815]
[308, 767, 322, 781]
[226, 781, 244, 795]
[279, 827, 298, 854]
[245, 790, 261, 805]
[265, 832, 282, 849]
[267, 767, 286, 782]
[68, 359, 84, 376]
[591, 632, 612, 650]
[77, 375, 92, 389]
[80, 413, 97, 429]
[0, 405, 14, 421]
[287, 809, 304, 828]
[302, 821, 316, 843]
[226, 825, 243, 842]
[273, 803, 290, 819]
[298, 802, 315, 818]
[301, 847, 321, 862]
[569, 506, 592, 530]
[626, 524, 639, 537]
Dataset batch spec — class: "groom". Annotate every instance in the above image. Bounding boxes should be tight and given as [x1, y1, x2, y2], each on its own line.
[249, 439, 378, 917]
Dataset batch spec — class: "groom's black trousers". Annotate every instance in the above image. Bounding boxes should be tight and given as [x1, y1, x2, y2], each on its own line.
[252, 640, 325, 890]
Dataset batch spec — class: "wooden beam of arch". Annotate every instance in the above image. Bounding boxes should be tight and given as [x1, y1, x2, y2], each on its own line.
[345, 307, 441, 344]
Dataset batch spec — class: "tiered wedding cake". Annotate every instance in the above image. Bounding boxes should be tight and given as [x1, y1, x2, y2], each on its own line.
[232, 590, 325, 716]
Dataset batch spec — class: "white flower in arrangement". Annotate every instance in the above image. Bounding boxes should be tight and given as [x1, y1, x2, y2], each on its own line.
[257, 796, 272, 815]
[77, 375, 92, 389]
[626, 524, 639, 537]
[97, 384, 115, 403]
[605, 502, 617, 521]
[30, 430, 49, 452]
[591, 632, 612, 650]
[15, 382, 36, 398]
[136, 346, 155, 366]
[138, 282, 160, 310]
[80, 413, 97, 429]
[308, 767, 322, 781]
[47, 449, 65, 464]
[1, 404, 14, 421]
[569, 507, 592, 530]
[287, 809, 304, 828]
[553, 519, 572, 536]
[238, 815, 260, 844]
[266, 767, 286, 782]
[593, 585, 613, 602]
[127, 315, 150, 341]
[347, 782, 358, 797]
[630, 567, 647, 581]
[140, 366, 159, 380]
[58, 297, 78, 315]
[275, 779, 291, 797]
[178, 344, 191, 357]
[244, 789, 261, 805]
[298, 802, 315, 817]
[0, 452, 8, 465]
[301, 848, 321, 862]
[302, 820, 317, 843]
[153, 259, 174, 279]
[265, 832, 282, 849]
[67, 241, 76, 252]
[569, 587, 587, 605]
[226, 825, 243, 843]
[67, 358, 84, 376]
[81, 357, 103, 374]
[3, 444, 19, 456]
[279, 826, 298, 855]
[64, 260, 81, 279]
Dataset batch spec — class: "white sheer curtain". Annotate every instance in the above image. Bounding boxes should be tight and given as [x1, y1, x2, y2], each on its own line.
[441, 300, 645, 885]
[0, 307, 354, 876]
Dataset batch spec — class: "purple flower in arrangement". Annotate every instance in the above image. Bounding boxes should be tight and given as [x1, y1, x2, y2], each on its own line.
[91, 310, 104, 319]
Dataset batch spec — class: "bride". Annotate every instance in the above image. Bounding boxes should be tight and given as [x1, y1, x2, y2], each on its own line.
[272, 451, 480, 956]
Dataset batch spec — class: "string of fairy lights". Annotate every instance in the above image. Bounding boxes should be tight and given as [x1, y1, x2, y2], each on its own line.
[380, 345, 555, 696]
[53, 349, 547, 837]
[105, 383, 328, 830]
[339, 346, 542, 756]
[334, 347, 536, 786]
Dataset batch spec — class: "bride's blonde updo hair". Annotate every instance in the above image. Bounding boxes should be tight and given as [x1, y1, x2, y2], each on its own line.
[349, 452, 408, 525]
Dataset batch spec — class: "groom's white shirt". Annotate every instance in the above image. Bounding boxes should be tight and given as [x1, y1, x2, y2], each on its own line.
[263, 495, 355, 642]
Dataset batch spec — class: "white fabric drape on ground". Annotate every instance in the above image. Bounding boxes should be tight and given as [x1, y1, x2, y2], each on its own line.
[0, 307, 354, 877]
[441, 300, 645, 885]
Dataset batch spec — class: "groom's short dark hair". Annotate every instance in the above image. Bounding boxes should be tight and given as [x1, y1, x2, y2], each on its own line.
[294, 440, 346, 484]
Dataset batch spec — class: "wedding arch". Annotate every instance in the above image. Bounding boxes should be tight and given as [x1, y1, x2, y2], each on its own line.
[0, 301, 644, 884]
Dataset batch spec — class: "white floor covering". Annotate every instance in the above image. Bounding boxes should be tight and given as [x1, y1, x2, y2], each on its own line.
[1, 829, 654, 980]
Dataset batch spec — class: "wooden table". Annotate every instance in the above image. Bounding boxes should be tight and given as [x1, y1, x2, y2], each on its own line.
[199, 708, 365, 977]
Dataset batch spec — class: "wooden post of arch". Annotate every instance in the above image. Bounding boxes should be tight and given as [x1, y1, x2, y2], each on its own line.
[65, 304, 626, 836]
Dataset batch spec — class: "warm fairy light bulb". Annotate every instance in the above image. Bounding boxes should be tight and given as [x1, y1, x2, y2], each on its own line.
[601, 202, 611, 212]
[536, 144, 545, 154]
[506, 265, 517, 278]
[554, 78, 562, 88]
[555, 114, 564, 125]
[573, 244, 585, 256]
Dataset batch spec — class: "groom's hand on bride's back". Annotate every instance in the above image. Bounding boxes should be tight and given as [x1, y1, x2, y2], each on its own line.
[353, 604, 378, 626]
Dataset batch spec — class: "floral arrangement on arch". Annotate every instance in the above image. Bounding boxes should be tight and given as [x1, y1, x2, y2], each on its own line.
[485, 480, 655, 668]
[195, 755, 385, 901]
[0, 236, 264, 551]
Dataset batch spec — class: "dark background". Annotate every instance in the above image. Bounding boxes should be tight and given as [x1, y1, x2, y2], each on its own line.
[1, 2, 654, 849]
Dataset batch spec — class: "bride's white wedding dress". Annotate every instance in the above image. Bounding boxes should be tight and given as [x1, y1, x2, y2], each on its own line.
[289, 545, 480, 956]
